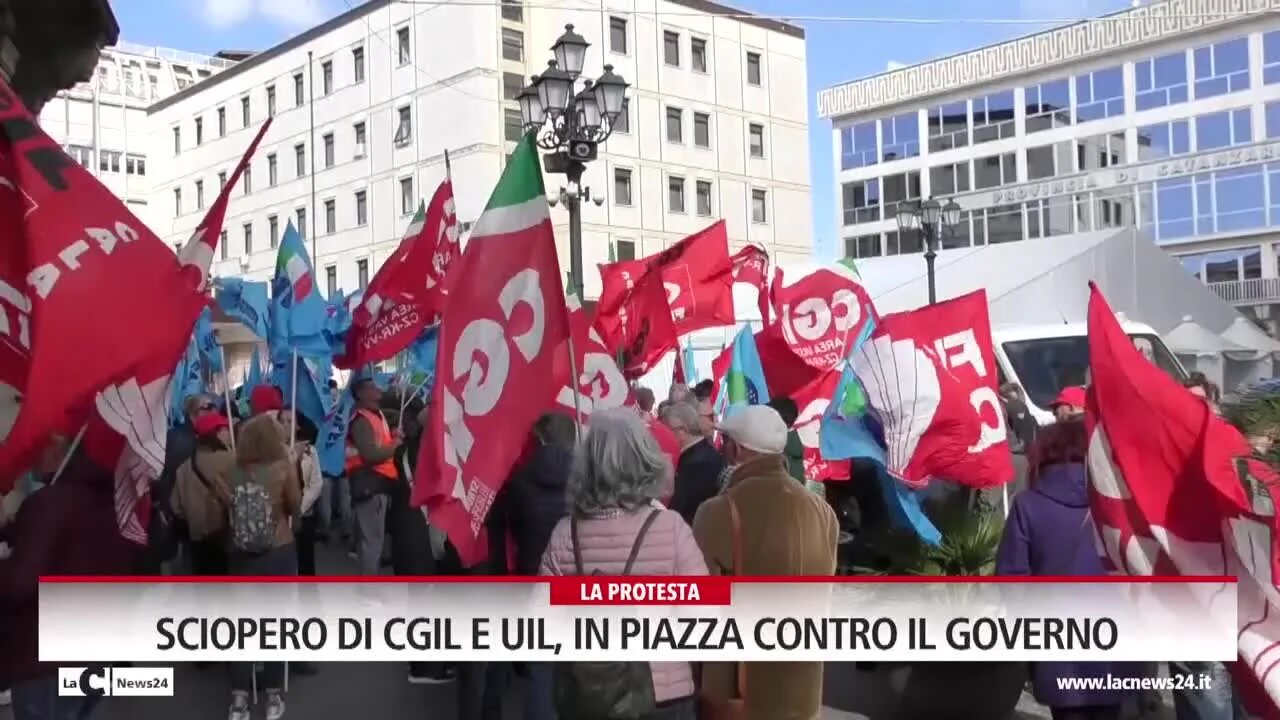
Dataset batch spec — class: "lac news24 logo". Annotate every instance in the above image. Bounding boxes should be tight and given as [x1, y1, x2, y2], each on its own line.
[58, 666, 174, 697]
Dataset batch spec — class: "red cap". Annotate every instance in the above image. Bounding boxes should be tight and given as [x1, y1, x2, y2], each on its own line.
[1050, 386, 1087, 409]
[250, 385, 284, 415]
[193, 411, 230, 438]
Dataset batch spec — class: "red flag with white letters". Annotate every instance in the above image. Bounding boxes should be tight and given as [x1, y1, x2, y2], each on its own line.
[730, 244, 769, 323]
[770, 262, 877, 372]
[552, 293, 632, 422]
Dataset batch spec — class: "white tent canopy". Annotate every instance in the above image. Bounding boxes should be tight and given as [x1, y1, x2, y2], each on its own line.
[1223, 317, 1280, 357]
[1166, 315, 1250, 356]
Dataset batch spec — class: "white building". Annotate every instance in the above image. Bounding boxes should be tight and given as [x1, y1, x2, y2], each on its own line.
[819, 0, 1280, 331]
[146, 0, 812, 300]
[35, 42, 236, 233]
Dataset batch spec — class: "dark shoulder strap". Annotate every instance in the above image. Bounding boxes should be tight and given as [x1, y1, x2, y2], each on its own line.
[622, 510, 663, 576]
[570, 516, 585, 575]
[189, 456, 213, 491]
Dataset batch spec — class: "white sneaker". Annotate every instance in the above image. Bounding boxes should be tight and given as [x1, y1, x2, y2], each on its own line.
[228, 692, 250, 720]
[265, 690, 286, 720]
[0, 689, 10, 706]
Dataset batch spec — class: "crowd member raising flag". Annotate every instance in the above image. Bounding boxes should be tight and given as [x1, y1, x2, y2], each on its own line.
[413, 133, 570, 567]
[340, 169, 458, 369]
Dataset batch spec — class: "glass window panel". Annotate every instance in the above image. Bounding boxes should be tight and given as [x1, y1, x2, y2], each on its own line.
[1196, 108, 1251, 151]
[929, 161, 970, 196]
[882, 171, 921, 220]
[986, 204, 1024, 244]
[1269, 164, 1280, 226]
[1193, 37, 1250, 99]
[1135, 51, 1189, 110]
[1204, 250, 1244, 283]
[1076, 132, 1126, 172]
[1195, 174, 1214, 235]
[1025, 78, 1071, 133]
[1156, 178, 1194, 242]
[941, 212, 972, 249]
[880, 112, 919, 162]
[1265, 30, 1280, 85]
[973, 90, 1015, 144]
[841, 120, 878, 170]
[1137, 120, 1191, 161]
[1244, 249, 1263, 280]
[844, 234, 882, 259]
[1074, 66, 1124, 122]
[927, 101, 968, 152]
[1027, 141, 1073, 180]
[841, 179, 881, 225]
[1215, 167, 1266, 233]
[974, 152, 1015, 189]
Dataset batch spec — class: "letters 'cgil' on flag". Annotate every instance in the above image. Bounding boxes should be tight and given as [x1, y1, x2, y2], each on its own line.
[215, 278, 271, 339]
[715, 324, 770, 418]
[269, 221, 330, 360]
[414, 132, 571, 567]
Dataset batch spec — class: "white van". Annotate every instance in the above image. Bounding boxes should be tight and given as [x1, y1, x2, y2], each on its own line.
[992, 320, 1187, 426]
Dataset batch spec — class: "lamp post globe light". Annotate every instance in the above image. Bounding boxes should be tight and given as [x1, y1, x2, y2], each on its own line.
[895, 197, 962, 305]
[518, 24, 630, 300]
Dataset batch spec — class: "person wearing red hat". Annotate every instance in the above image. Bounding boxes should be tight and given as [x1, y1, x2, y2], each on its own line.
[1049, 386, 1086, 423]
[171, 412, 235, 577]
[249, 385, 285, 417]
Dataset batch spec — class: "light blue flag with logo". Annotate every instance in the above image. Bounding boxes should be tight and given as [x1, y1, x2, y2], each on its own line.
[317, 386, 354, 477]
[714, 325, 769, 418]
[239, 348, 264, 418]
[404, 325, 439, 400]
[323, 289, 355, 357]
[194, 306, 223, 375]
[272, 352, 333, 435]
[682, 340, 698, 386]
[214, 278, 271, 340]
[269, 221, 329, 360]
[169, 334, 205, 428]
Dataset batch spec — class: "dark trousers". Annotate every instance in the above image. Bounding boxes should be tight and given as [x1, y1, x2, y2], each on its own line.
[1051, 706, 1122, 720]
[228, 544, 297, 694]
[457, 662, 506, 720]
[296, 515, 317, 576]
[190, 537, 227, 576]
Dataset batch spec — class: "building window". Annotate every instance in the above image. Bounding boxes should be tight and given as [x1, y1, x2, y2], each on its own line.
[241, 96, 250, 126]
[297, 208, 307, 239]
[355, 190, 367, 225]
[317, 133, 332, 168]
[616, 239, 636, 261]
[612, 99, 629, 133]
[668, 176, 685, 212]
[324, 199, 336, 234]
[358, 259, 370, 290]
[294, 73, 304, 106]
[66, 145, 91, 168]
[1268, 101, 1280, 139]
[173, 126, 180, 154]
[1266, 31, 1280, 85]
[501, 0, 522, 22]
[397, 26, 411, 65]
[840, 120, 876, 169]
[503, 72, 523, 100]
[400, 176, 414, 215]
[973, 90, 1015, 143]
[194, 180, 204, 210]
[1193, 37, 1249, 99]
[217, 107, 226, 136]
[322, 60, 333, 95]
[882, 171, 921, 220]
[663, 31, 680, 66]
[1135, 51, 1189, 111]
[930, 161, 970, 196]
[195, 117, 203, 145]
[173, 187, 183, 216]
[220, 230, 228, 260]
[267, 153, 278, 186]
[1076, 132, 1125, 172]
[751, 189, 768, 223]
[243, 222, 253, 255]
[610, 17, 627, 54]
[269, 215, 279, 249]
[927, 101, 968, 152]
[243, 167, 252, 194]
[502, 29, 523, 62]
[98, 150, 120, 173]
[880, 112, 919, 161]
[974, 152, 1016, 189]
[1026, 141, 1073, 180]
[666, 107, 683, 143]
[693, 112, 710, 148]
[845, 234, 882, 259]
[395, 106, 412, 146]
[125, 154, 145, 175]
[1025, 78, 1070, 132]
[1195, 107, 1251, 151]
[1074, 66, 1123, 122]
[1137, 119, 1191, 159]
[504, 108, 524, 142]
[695, 180, 713, 216]
[295, 143, 306, 176]
[218, 170, 227, 189]
[748, 123, 765, 158]
[354, 122, 367, 155]
[746, 52, 761, 86]
[691, 38, 707, 73]
[614, 168, 632, 205]
[326, 266, 337, 297]
[353, 46, 365, 83]
[266, 85, 276, 117]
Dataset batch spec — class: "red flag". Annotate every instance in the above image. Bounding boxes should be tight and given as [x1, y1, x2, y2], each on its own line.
[793, 370, 850, 482]
[771, 263, 878, 372]
[672, 347, 686, 386]
[340, 177, 458, 368]
[596, 220, 734, 345]
[0, 78, 207, 494]
[709, 323, 823, 408]
[730, 245, 769, 323]
[611, 271, 679, 378]
[849, 290, 1012, 489]
[552, 294, 632, 422]
[412, 139, 570, 566]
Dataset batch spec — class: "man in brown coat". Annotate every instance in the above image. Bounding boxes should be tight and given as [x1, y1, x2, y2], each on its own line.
[693, 404, 839, 720]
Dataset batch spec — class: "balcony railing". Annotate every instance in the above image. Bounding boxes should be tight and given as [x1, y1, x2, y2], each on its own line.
[1208, 277, 1280, 305]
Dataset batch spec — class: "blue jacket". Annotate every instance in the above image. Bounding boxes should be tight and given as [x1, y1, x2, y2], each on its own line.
[995, 462, 1133, 709]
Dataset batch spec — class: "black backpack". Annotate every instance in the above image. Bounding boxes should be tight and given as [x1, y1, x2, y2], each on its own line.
[553, 510, 661, 720]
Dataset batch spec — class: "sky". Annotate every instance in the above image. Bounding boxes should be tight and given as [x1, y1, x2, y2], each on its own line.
[108, 0, 1134, 261]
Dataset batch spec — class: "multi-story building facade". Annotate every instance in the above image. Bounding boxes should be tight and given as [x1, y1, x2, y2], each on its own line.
[147, 0, 811, 300]
[35, 42, 235, 232]
[820, 0, 1280, 324]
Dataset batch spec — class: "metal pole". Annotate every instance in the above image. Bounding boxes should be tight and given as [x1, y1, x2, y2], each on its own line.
[218, 346, 236, 453]
[924, 226, 937, 305]
[566, 160, 585, 301]
[307, 51, 318, 263]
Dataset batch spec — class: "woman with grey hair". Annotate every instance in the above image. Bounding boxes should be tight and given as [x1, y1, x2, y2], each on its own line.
[539, 408, 707, 719]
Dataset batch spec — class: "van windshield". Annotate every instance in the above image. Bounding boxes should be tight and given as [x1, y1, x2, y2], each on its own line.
[1001, 333, 1185, 410]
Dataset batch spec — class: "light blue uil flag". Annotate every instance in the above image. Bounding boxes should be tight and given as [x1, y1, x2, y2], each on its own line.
[271, 352, 333, 434]
[318, 387, 354, 477]
[169, 333, 205, 428]
[239, 348, 264, 418]
[214, 278, 271, 340]
[269, 221, 330, 360]
[193, 306, 223, 375]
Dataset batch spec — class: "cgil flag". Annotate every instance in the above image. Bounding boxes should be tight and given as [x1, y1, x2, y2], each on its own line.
[413, 132, 571, 567]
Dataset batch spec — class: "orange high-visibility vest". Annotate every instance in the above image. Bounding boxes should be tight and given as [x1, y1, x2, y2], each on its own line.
[345, 408, 398, 479]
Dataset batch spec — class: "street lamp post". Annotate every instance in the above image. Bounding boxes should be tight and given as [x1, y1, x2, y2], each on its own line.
[518, 24, 630, 300]
[896, 197, 962, 305]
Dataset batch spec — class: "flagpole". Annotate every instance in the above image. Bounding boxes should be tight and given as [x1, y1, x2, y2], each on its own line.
[307, 50, 318, 264]
[290, 349, 299, 452]
[218, 346, 236, 453]
[566, 316, 585, 436]
[444, 147, 452, 182]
